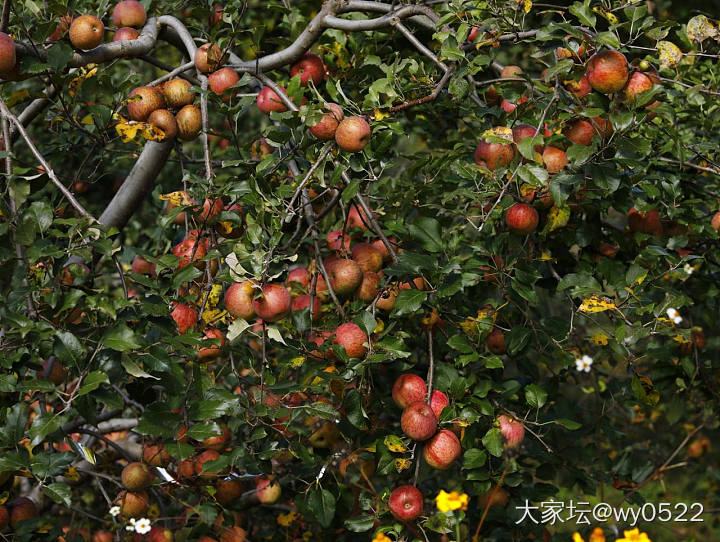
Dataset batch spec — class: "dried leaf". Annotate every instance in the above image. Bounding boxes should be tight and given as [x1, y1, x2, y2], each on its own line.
[657, 41, 682, 68]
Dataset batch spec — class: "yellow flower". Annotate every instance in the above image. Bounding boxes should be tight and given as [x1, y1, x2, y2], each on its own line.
[372, 533, 392, 542]
[435, 490, 469, 513]
[589, 527, 605, 542]
[616, 528, 651, 542]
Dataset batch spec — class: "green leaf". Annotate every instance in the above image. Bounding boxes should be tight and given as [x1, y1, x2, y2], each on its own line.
[393, 288, 427, 316]
[76, 371, 109, 397]
[482, 427, 504, 457]
[301, 488, 336, 528]
[344, 515, 374, 532]
[47, 43, 74, 71]
[31, 452, 74, 478]
[121, 356, 159, 379]
[408, 217, 443, 252]
[566, 143, 595, 166]
[462, 448, 487, 469]
[524, 384, 548, 409]
[43, 482, 72, 507]
[506, 327, 531, 355]
[29, 412, 66, 446]
[102, 324, 141, 352]
[569, 0, 596, 27]
[55, 330, 85, 362]
[553, 418, 582, 430]
[447, 334, 474, 354]
[342, 389, 369, 429]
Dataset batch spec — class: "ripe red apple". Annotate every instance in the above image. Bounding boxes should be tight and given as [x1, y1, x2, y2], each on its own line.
[474, 141, 515, 171]
[113, 26, 139, 41]
[250, 138, 273, 160]
[147, 109, 178, 140]
[219, 526, 248, 542]
[335, 116, 371, 152]
[389, 485, 424, 521]
[143, 442, 171, 467]
[172, 235, 206, 269]
[256, 475, 281, 503]
[564, 119, 594, 146]
[253, 283, 291, 322]
[9, 497, 36, 527]
[486, 328, 506, 354]
[256, 86, 288, 114]
[290, 53, 325, 86]
[326, 229, 352, 252]
[392, 374, 427, 409]
[175, 104, 202, 140]
[201, 425, 231, 451]
[225, 281, 257, 320]
[0, 32, 16, 74]
[115, 491, 149, 519]
[512, 124, 541, 150]
[127, 86, 166, 122]
[195, 449, 222, 478]
[170, 302, 197, 334]
[372, 237, 399, 262]
[430, 390, 449, 419]
[121, 462, 151, 491]
[505, 203, 539, 234]
[112, 0, 146, 27]
[195, 43, 224, 72]
[309, 103, 344, 139]
[49, 14, 73, 42]
[356, 270, 381, 301]
[623, 70, 655, 101]
[162, 78, 195, 108]
[564, 74, 592, 98]
[627, 208, 662, 235]
[176, 457, 195, 480]
[333, 322, 367, 359]
[542, 146, 567, 173]
[287, 267, 311, 291]
[401, 401, 437, 441]
[38, 358, 67, 385]
[198, 328, 225, 360]
[291, 294, 322, 322]
[585, 49, 629, 94]
[711, 211, 720, 232]
[497, 414, 525, 448]
[69, 15, 104, 50]
[500, 98, 517, 114]
[423, 429, 461, 470]
[351, 243, 383, 272]
[328, 258, 363, 296]
[215, 478, 243, 505]
[200, 198, 224, 221]
[92, 531, 114, 542]
[209, 67, 239, 97]
[146, 526, 174, 542]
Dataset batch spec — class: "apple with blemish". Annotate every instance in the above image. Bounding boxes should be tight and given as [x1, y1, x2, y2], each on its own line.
[175, 104, 202, 140]
[256, 475, 281, 503]
[215, 479, 243, 505]
[250, 138, 273, 160]
[147, 526, 174, 542]
[69, 15, 104, 50]
[335, 116, 371, 152]
[198, 329, 225, 361]
[333, 322, 367, 358]
[351, 243, 383, 272]
[430, 390, 449, 418]
[195, 449, 222, 478]
[310, 103, 344, 140]
[256, 86, 288, 114]
[356, 270, 381, 301]
[115, 491, 149, 518]
[128, 86, 165, 121]
[326, 229, 352, 252]
[113, 27, 140, 41]
[143, 442, 171, 467]
[148, 109, 178, 140]
[327, 258, 363, 296]
[585, 49, 629, 94]
[195, 43, 224, 73]
[542, 146, 567, 173]
[498, 414, 525, 448]
[291, 294, 322, 322]
[474, 141, 515, 171]
[162, 78, 195, 108]
[486, 328, 506, 354]
[121, 462, 151, 491]
[287, 267, 311, 291]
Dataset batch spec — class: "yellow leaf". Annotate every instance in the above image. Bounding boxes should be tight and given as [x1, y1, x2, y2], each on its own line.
[523, 0, 532, 13]
[579, 295, 617, 313]
[686, 15, 718, 43]
[277, 510, 300, 526]
[384, 434, 407, 453]
[115, 121, 142, 143]
[80, 114, 94, 125]
[159, 191, 195, 206]
[63, 465, 80, 482]
[481, 126, 514, 145]
[394, 458, 412, 472]
[657, 41, 682, 68]
[201, 307, 227, 325]
[289, 356, 305, 368]
[7, 89, 30, 107]
[592, 7, 618, 25]
[589, 333, 609, 346]
[542, 205, 570, 233]
[374, 109, 390, 121]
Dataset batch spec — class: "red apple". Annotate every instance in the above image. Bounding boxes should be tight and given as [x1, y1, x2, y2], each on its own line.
[256, 86, 288, 114]
[253, 283, 291, 322]
[127, 86, 166, 122]
[372, 237, 399, 263]
[69, 15, 104, 50]
[115, 491, 149, 518]
[9, 497, 36, 527]
[498, 414, 525, 448]
[486, 328, 506, 354]
[194, 449, 222, 478]
[351, 243, 383, 272]
[195, 43, 224, 73]
[215, 478, 243, 505]
[623, 70, 655, 101]
[356, 270, 381, 302]
[628, 208, 662, 235]
[219, 526, 248, 542]
[38, 358, 67, 385]
[162, 78, 195, 108]
[585, 49, 629, 94]
[143, 442, 171, 467]
[392, 374, 427, 409]
[430, 390, 449, 419]
[505, 203, 539, 234]
[564, 74, 592, 98]
[401, 401, 437, 441]
[175, 104, 202, 140]
[335, 116, 371, 152]
[256, 475, 281, 503]
[92, 532, 114, 542]
[250, 138, 273, 160]
[209, 67, 239, 97]
[333, 322, 367, 359]
[131, 256, 156, 276]
[147, 526, 174, 542]
[202, 425, 231, 451]
[389, 485, 424, 521]
[291, 294, 322, 322]
[171, 303, 197, 334]
[172, 235, 206, 269]
[423, 429, 461, 470]
[711, 211, 720, 232]
[474, 141, 515, 171]
[121, 462, 151, 491]
[542, 146, 567, 173]
[327, 229, 352, 252]
[224, 281, 257, 320]
[309, 103, 344, 140]
[290, 53, 325, 86]
[564, 119, 594, 146]
[147, 109, 178, 140]
[287, 267, 311, 291]
[112, 0, 146, 27]
[0, 32, 15, 74]
[198, 328, 225, 360]
[327, 258, 362, 296]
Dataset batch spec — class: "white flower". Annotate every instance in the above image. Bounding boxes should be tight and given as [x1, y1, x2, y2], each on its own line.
[666, 308, 683, 324]
[134, 518, 152, 535]
[575, 355, 593, 373]
[109, 505, 120, 517]
[684, 263, 694, 275]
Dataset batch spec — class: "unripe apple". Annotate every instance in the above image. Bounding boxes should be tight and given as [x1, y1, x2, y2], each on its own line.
[326, 230, 352, 252]
[69, 15, 104, 50]
[195, 43, 224, 73]
[146, 526, 174, 542]
[112, 0, 146, 27]
[113, 26, 140, 41]
[175, 104, 202, 140]
[486, 328, 506, 354]
[356, 270, 381, 302]
[401, 401, 438, 441]
[0, 32, 16, 74]
[195, 449, 222, 478]
[215, 478, 243, 505]
[627, 208, 661, 235]
[328, 259, 362, 297]
[172, 235, 206, 269]
[389, 485, 424, 521]
[423, 429, 461, 470]
[335, 116, 371, 152]
[115, 491, 149, 518]
[430, 390, 449, 419]
[333, 322, 367, 359]
[585, 50, 629, 94]
[392, 374, 427, 409]
[128, 86, 165, 122]
[474, 141, 515, 171]
[564, 119, 594, 146]
[497, 414, 525, 448]
[198, 328, 225, 360]
[143, 442, 172, 467]
[291, 294, 322, 322]
[209, 67, 239, 97]
[309, 103, 344, 140]
[256, 475, 281, 503]
[219, 526, 248, 542]
[351, 243, 383, 272]
[542, 146, 567, 173]
[256, 86, 288, 114]
[505, 203, 539, 234]
[162, 78, 195, 108]
[253, 283, 291, 323]
[131, 255, 156, 276]
[287, 267, 311, 291]
[9, 497, 36, 527]
[148, 109, 178, 140]
[121, 462, 151, 491]
[38, 358, 67, 385]
[224, 281, 257, 320]
[291, 53, 325, 86]
[92, 531, 113, 542]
